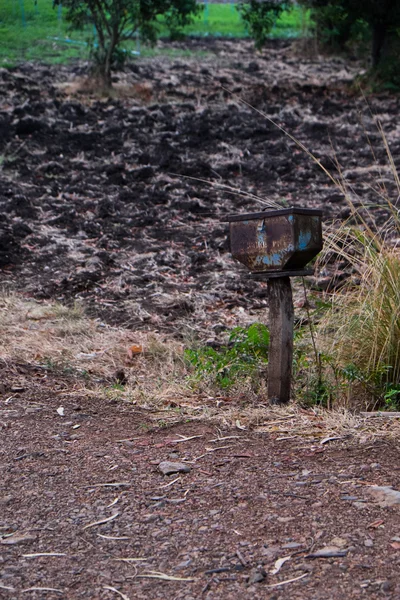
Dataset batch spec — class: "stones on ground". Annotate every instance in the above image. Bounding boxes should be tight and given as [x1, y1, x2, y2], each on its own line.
[367, 485, 400, 507]
[306, 546, 348, 559]
[247, 568, 266, 585]
[329, 537, 348, 549]
[158, 461, 191, 476]
[0, 533, 36, 545]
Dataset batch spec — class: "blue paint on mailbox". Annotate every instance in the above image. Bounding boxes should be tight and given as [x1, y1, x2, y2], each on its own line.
[298, 230, 311, 250]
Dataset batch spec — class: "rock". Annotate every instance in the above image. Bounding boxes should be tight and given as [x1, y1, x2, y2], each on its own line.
[158, 461, 191, 475]
[0, 533, 36, 545]
[368, 485, 400, 507]
[247, 568, 266, 585]
[261, 545, 281, 559]
[282, 542, 303, 549]
[0, 496, 14, 506]
[329, 537, 348, 549]
[277, 516, 295, 523]
[364, 539, 373, 547]
[306, 546, 348, 558]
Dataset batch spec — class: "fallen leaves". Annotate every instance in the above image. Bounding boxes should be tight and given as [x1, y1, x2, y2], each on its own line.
[368, 519, 385, 529]
[127, 344, 143, 360]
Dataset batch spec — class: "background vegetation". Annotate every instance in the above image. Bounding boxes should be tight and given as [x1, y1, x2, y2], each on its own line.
[0, 0, 309, 67]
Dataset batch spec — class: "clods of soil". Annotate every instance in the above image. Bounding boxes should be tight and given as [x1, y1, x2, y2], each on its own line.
[1, 39, 399, 338]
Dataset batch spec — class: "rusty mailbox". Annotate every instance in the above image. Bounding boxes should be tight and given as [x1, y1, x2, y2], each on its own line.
[225, 206, 323, 405]
[227, 207, 323, 274]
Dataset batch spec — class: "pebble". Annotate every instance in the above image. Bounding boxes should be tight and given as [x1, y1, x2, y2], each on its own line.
[364, 539, 374, 547]
[282, 542, 303, 549]
[247, 568, 266, 585]
[368, 485, 400, 507]
[158, 461, 191, 475]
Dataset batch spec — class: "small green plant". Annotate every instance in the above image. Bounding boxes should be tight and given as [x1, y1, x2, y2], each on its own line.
[185, 323, 269, 389]
[383, 384, 400, 410]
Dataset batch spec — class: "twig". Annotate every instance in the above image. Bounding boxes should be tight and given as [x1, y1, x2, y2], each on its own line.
[22, 553, 66, 558]
[22, 587, 64, 594]
[136, 571, 195, 582]
[87, 482, 130, 488]
[0, 583, 15, 591]
[207, 435, 243, 442]
[235, 549, 247, 567]
[171, 435, 203, 443]
[83, 513, 119, 530]
[103, 586, 130, 600]
[114, 558, 149, 563]
[267, 573, 308, 587]
[97, 534, 130, 540]
[161, 477, 181, 488]
[106, 497, 120, 508]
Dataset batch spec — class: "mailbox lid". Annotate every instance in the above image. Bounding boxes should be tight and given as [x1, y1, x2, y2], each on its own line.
[225, 207, 323, 223]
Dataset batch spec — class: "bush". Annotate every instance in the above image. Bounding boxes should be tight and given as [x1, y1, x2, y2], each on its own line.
[237, 0, 291, 49]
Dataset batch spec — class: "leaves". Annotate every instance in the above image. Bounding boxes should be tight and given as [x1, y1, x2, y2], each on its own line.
[185, 323, 269, 389]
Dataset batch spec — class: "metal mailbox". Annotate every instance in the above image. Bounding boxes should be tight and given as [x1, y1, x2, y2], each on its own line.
[226, 207, 323, 273]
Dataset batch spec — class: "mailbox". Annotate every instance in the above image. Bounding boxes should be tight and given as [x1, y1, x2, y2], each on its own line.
[226, 207, 323, 273]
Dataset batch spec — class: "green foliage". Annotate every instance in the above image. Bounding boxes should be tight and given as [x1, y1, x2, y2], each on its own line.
[306, 4, 368, 50]
[53, 0, 200, 85]
[301, 0, 400, 71]
[185, 323, 269, 389]
[237, 0, 291, 49]
[0, 1, 308, 67]
[383, 384, 400, 410]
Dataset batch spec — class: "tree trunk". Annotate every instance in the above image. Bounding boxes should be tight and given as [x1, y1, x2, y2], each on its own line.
[372, 22, 388, 68]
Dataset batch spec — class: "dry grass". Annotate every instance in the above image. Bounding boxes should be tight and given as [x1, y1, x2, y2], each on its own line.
[0, 290, 189, 402]
[1, 289, 399, 439]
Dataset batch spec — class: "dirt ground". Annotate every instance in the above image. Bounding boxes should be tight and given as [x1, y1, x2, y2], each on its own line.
[1, 366, 400, 599]
[1, 38, 400, 599]
[1, 38, 399, 338]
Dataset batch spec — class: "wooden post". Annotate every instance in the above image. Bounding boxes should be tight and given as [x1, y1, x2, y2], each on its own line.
[267, 276, 294, 404]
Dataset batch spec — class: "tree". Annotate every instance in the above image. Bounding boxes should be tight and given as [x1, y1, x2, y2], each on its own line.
[302, 0, 400, 68]
[237, 0, 291, 50]
[54, 0, 200, 88]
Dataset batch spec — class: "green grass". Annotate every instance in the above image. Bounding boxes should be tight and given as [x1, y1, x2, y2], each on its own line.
[0, 0, 310, 66]
[0, 0, 90, 64]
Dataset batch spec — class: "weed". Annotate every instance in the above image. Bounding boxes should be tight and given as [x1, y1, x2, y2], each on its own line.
[185, 323, 269, 390]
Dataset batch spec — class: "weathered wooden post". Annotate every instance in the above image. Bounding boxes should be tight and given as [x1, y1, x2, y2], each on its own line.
[226, 208, 323, 404]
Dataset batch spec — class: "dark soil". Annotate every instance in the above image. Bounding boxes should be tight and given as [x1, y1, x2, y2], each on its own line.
[1, 38, 398, 337]
[1, 365, 400, 599]
[2, 38, 400, 599]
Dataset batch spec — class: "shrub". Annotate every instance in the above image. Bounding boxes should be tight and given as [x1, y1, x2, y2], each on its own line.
[237, 0, 291, 50]
[54, 0, 200, 88]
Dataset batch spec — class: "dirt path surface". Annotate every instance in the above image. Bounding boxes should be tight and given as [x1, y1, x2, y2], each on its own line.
[1, 38, 399, 338]
[1, 368, 400, 599]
